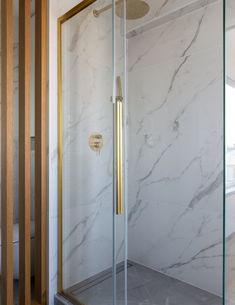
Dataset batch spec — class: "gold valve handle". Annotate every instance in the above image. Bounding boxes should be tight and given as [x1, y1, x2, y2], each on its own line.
[116, 77, 123, 215]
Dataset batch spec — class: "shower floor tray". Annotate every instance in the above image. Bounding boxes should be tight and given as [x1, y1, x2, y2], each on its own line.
[60, 261, 222, 305]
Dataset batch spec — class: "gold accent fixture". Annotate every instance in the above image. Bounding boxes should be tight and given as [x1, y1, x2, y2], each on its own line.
[93, 0, 150, 20]
[115, 76, 123, 215]
[57, 1, 97, 304]
[89, 133, 103, 152]
[58, 0, 96, 24]
[93, 3, 113, 18]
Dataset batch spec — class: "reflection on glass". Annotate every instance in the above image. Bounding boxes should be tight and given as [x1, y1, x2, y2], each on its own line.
[225, 1, 235, 304]
[59, 1, 118, 304]
[226, 84, 235, 191]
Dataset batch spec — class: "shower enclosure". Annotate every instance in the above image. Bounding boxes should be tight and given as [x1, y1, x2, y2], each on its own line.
[58, 1, 127, 304]
[57, 0, 234, 304]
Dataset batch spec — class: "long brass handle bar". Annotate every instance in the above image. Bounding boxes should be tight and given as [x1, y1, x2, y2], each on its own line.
[115, 76, 123, 215]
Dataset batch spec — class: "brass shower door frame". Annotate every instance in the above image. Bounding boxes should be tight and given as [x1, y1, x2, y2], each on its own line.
[57, 0, 97, 302]
[57, 0, 124, 303]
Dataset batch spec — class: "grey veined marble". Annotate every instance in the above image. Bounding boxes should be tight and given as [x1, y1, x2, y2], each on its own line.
[127, 0, 223, 296]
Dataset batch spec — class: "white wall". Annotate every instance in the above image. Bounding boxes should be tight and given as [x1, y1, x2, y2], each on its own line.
[127, 0, 223, 296]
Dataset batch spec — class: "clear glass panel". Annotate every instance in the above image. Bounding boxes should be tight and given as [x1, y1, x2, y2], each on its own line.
[114, 1, 127, 305]
[60, 1, 225, 305]
[0, 0, 2, 303]
[225, 1, 235, 304]
[127, 1, 223, 305]
[60, 1, 115, 304]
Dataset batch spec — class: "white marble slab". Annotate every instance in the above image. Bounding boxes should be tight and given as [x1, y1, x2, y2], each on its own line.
[127, 0, 223, 296]
[48, 0, 225, 303]
[56, 0, 126, 291]
[126, 0, 219, 32]
[127, 0, 219, 38]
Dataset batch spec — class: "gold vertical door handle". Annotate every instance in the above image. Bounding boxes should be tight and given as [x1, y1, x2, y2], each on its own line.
[116, 77, 123, 215]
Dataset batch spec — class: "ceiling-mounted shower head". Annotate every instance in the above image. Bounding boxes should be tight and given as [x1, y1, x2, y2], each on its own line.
[93, 0, 150, 20]
[117, 0, 150, 20]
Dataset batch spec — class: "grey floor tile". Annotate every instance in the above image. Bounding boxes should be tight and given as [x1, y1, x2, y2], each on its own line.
[142, 279, 222, 305]
[70, 263, 222, 305]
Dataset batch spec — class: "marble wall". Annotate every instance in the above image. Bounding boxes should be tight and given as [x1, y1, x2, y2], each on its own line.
[225, 1, 235, 304]
[48, 1, 60, 303]
[126, 0, 218, 32]
[49, 0, 98, 301]
[50, 0, 126, 293]
[49, 0, 225, 303]
[61, 1, 114, 289]
[127, 0, 223, 296]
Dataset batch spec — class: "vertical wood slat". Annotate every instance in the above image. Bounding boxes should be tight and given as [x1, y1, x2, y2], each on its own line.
[19, 0, 31, 304]
[1, 0, 14, 305]
[35, 0, 48, 304]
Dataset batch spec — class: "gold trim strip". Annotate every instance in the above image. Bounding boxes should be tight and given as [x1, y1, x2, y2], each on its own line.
[58, 0, 97, 24]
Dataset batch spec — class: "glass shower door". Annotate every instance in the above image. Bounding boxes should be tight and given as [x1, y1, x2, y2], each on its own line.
[225, 0, 235, 304]
[58, 1, 127, 304]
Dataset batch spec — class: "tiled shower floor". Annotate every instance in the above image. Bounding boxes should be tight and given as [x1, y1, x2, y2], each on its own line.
[66, 263, 222, 305]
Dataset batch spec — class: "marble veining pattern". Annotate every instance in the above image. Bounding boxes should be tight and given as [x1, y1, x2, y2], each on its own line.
[60, 0, 126, 289]
[128, 0, 223, 296]
[49, 0, 227, 303]
[126, 0, 219, 32]
[127, 0, 219, 38]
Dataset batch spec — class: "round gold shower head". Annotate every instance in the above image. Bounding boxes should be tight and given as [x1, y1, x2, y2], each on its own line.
[93, 0, 150, 20]
[116, 0, 150, 20]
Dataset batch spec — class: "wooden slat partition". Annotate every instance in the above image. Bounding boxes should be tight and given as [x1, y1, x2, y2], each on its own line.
[35, 0, 48, 304]
[19, 0, 31, 304]
[1, 1, 14, 305]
